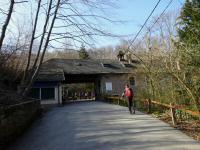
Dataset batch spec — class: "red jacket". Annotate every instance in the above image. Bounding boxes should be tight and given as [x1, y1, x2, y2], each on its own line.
[124, 87, 134, 98]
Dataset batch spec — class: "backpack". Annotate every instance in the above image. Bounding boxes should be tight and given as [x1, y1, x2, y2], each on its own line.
[127, 88, 134, 98]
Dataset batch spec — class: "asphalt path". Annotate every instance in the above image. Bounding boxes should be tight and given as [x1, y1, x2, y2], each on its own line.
[8, 101, 200, 150]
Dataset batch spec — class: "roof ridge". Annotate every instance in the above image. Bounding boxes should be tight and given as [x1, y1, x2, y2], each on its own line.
[45, 58, 118, 61]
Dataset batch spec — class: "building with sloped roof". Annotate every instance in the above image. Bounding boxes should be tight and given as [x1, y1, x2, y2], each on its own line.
[32, 58, 137, 105]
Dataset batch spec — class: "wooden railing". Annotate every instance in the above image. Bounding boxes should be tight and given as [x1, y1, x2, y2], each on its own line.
[104, 96, 200, 126]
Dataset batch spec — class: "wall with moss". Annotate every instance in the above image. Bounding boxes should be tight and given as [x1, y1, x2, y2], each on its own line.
[0, 99, 40, 150]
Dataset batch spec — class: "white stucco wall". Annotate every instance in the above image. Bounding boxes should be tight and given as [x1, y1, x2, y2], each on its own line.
[59, 85, 62, 104]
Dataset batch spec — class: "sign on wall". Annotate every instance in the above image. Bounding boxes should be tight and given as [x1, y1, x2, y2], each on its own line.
[105, 82, 112, 91]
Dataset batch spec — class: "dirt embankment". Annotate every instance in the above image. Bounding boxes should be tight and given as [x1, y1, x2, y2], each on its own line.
[152, 111, 200, 142]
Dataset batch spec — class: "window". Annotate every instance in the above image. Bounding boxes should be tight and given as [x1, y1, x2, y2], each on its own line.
[41, 88, 55, 100]
[75, 62, 82, 66]
[101, 63, 117, 69]
[124, 63, 133, 68]
[129, 77, 135, 86]
[103, 63, 112, 68]
[30, 88, 40, 99]
[105, 82, 112, 91]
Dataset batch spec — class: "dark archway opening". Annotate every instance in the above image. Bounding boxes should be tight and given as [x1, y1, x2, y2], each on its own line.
[61, 74, 101, 103]
[62, 83, 95, 103]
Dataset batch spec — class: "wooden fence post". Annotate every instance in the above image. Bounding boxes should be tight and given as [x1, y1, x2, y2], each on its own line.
[118, 96, 120, 105]
[170, 103, 177, 126]
[148, 99, 151, 113]
[197, 134, 200, 141]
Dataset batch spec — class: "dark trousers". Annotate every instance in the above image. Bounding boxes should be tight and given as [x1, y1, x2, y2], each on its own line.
[128, 97, 135, 114]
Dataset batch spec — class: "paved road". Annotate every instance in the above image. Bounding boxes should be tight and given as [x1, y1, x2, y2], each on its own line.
[8, 101, 200, 150]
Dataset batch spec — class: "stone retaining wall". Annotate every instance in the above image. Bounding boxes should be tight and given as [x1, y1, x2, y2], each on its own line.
[0, 99, 41, 150]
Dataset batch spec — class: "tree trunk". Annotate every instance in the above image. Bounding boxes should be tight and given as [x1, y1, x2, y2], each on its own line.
[0, 0, 14, 51]
[22, 0, 61, 97]
[31, 0, 53, 71]
[22, 0, 42, 84]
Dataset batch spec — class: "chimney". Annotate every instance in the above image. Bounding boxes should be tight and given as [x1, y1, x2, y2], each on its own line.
[117, 50, 125, 61]
[126, 51, 132, 64]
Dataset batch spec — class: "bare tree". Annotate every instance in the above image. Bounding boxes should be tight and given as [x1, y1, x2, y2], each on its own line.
[17, 0, 118, 96]
[125, 10, 200, 112]
[22, 0, 42, 85]
[0, 0, 28, 51]
[0, 0, 15, 51]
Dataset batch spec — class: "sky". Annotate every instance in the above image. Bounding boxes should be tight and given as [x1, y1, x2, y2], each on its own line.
[95, 0, 184, 48]
[0, 0, 185, 50]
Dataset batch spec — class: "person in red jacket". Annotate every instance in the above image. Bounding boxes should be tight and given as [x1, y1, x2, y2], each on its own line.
[122, 84, 135, 114]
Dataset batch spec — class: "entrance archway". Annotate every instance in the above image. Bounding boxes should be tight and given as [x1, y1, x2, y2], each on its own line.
[62, 74, 101, 102]
[62, 82, 95, 102]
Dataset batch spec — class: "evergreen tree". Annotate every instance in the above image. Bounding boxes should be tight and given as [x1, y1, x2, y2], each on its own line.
[79, 44, 89, 59]
[176, 0, 200, 111]
[177, 0, 200, 67]
[177, 0, 200, 45]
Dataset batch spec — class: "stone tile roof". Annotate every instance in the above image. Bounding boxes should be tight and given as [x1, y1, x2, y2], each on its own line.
[36, 68, 65, 81]
[37, 59, 137, 81]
